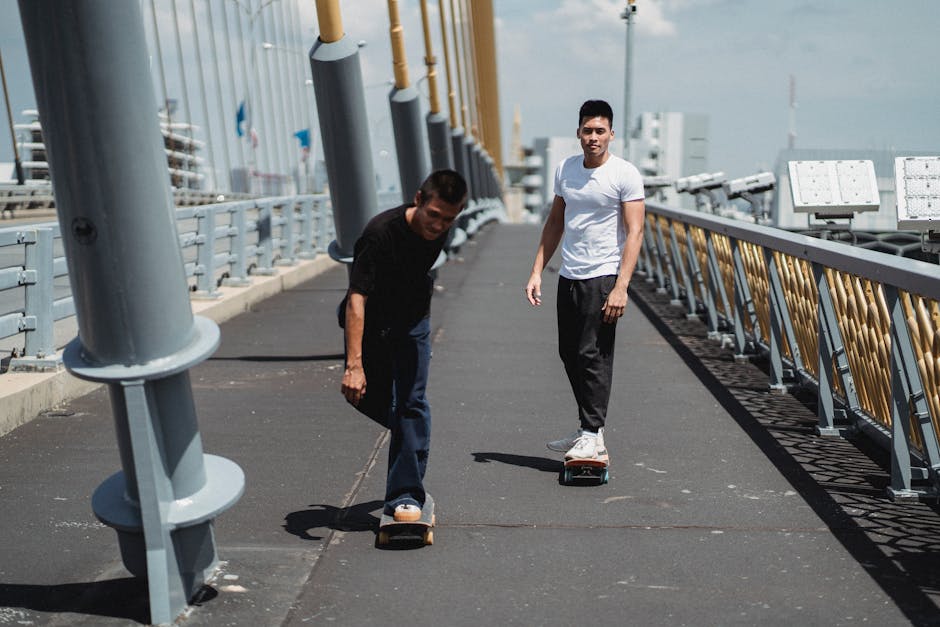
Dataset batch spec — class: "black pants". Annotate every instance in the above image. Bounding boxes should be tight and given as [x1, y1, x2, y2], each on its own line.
[556, 275, 618, 431]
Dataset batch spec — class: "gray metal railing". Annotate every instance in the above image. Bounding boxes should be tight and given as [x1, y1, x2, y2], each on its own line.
[639, 202, 940, 502]
[0, 194, 334, 369]
[0, 191, 505, 371]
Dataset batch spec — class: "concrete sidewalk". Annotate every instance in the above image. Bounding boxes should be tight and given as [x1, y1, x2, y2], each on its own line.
[1, 223, 939, 626]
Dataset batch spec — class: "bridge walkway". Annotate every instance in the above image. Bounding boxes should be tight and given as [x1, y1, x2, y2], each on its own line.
[1, 223, 939, 625]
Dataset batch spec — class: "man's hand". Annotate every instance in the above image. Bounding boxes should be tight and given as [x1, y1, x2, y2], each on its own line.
[342, 363, 366, 406]
[525, 273, 543, 306]
[601, 285, 628, 324]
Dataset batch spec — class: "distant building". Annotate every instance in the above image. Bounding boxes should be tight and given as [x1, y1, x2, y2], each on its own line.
[629, 112, 709, 209]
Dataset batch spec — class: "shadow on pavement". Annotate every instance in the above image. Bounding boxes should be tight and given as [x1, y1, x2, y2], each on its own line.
[283, 500, 384, 540]
[472, 451, 563, 474]
[0, 578, 150, 624]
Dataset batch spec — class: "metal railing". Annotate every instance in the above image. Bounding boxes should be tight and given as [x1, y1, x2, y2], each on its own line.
[638, 202, 940, 502]
[0, 194, 336, 370]
[0, 191, 505, 372]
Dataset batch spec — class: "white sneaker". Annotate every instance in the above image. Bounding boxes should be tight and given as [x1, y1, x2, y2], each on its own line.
[393, 503, 422, 522]
[565, 431, 600, 460]
[547, 429, 583, 452]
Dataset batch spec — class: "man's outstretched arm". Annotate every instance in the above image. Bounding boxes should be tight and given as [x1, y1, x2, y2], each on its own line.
[342, 291, 368, 405]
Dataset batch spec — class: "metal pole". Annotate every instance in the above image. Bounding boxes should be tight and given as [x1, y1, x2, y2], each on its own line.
[621, 0, 636, 158]
[17, 3, 244, 623]
[310, 0, 379, 261]
[206, 0, 234, 192]
[189, 0, 218, 191]
[468, 0, 502, 178]
[387, 0, 429, 201]
[0, 49, 25, 184]
[420, 0, 453, 171]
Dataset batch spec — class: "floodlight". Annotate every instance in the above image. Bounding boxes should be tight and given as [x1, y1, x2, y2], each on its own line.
[787, 160, 879, 216]
[643, 175, 674, 190]
[674, 176, 692, 193]
[895, 156, 940, 230]
[685, 171, 726, 193]
[724, 172, 775, 198]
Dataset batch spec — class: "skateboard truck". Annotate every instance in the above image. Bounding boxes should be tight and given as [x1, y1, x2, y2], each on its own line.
[562, 455, 609, 485]
[377, 494, 436, 546]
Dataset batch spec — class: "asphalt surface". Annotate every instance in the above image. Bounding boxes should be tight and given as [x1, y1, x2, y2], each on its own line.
[1, 222, 940, 626]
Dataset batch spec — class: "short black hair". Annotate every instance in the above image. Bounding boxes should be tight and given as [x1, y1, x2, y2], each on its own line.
[417, 169, 468, 208]
[578, 100, 614, 128]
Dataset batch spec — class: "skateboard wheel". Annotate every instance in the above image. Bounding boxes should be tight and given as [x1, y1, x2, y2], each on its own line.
[601, 469, 609, 484]
[424, 530, 434, 545]
[378, 531, 390, 546]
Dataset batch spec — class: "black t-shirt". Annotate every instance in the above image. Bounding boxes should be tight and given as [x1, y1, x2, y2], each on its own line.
[348, 204, 445, 329]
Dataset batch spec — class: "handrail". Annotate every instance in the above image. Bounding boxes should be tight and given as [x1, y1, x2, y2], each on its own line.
[640, 202, 940, 502]
[0, 192, 504, 371]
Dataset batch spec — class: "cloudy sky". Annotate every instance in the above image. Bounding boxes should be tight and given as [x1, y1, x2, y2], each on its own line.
[1, 0, 938, 184]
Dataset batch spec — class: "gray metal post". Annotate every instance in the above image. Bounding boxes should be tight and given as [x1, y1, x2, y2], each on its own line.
[621, 0, 636, 154]
[194, 205, 220, 298]
[427, 111, 454, 171]
[18, 3, 244, 624]
[298, 196, 317, 259]
[730, 238, 760, 360]
[310, 35, 378, 262]
[813, 262, 858, 436]
[22, 228, 55, 362]
[390, 86, 430, 202]
[885, 285, 940, 501]
[764, 249, 791, 393]
[451, 127, 469, 186]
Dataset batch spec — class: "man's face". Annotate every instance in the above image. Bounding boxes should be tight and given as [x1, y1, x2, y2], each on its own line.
[577, 116, 612, 159]
[411, 192, 464, 240]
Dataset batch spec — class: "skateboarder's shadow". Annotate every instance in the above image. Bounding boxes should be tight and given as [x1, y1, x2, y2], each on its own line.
[472, 452, 563, 474]
[283, 500, 384, 540]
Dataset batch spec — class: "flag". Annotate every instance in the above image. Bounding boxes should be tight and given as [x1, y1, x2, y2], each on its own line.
[294, 128, 311, 149]
[236, 101, 246, 137]
[294, 129, 311, 162]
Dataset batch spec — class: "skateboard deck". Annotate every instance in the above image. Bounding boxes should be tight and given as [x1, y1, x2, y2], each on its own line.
[377, 494, 435, 546]
[563, 453, 609, 484]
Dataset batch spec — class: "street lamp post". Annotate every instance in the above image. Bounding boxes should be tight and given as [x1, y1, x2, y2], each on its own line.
[621, 0, 637, 159]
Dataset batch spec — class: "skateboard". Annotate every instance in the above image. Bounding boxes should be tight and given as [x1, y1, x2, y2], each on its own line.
[562, 453, 609, 485]
[377, 494, 435, 546]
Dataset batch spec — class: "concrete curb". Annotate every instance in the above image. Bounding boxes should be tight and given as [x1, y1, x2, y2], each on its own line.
[0, 255, 340, 437]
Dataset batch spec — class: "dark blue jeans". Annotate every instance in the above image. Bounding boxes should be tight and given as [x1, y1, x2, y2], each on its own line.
[351, 316, 431, 514]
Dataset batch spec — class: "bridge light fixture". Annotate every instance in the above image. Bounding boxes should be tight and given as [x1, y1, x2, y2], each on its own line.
[787, 160, 879, 218]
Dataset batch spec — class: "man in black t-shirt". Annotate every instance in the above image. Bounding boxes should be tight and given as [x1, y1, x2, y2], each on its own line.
[342, 170, 467, 523]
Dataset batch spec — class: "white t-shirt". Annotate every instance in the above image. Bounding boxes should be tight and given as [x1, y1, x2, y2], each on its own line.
[553, 153, 645, 280]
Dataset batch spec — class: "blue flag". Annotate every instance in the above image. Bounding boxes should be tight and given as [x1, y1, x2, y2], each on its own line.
[294, 128, 310, 149]
[236, 101, 246, 137]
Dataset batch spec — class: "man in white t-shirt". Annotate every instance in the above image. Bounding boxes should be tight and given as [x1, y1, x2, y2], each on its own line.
[525, 99, 646, 462]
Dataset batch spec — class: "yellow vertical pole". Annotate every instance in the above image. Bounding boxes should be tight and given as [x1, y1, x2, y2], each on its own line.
[314, 0, 343, 43]
[449, 0, 468, 133]
[468, 0, 502, 175]
[418, 0, 441, 115]
[459, 0, 479, 142]
[437, 0, 458, 129]
[387, 0, 410, 89]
